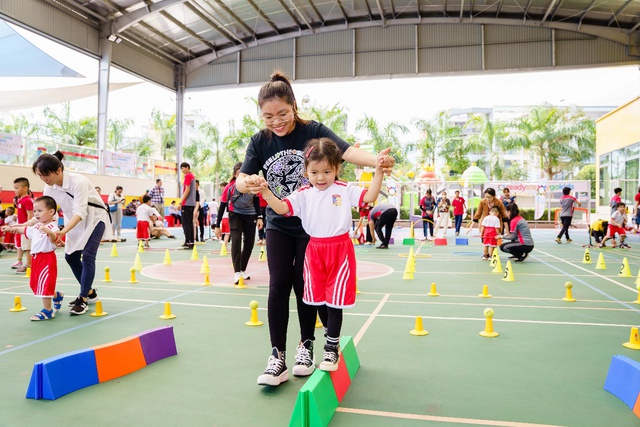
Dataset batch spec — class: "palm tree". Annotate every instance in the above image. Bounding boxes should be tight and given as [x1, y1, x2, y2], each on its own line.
[505, 104, 595, 180]
[355, 115, 409, 164]
[464, 114, 508, 180]
[106, 118, 134, 152]
[299, 102, 353, 142]
[150, 109, 176, 161]
[411, 111, 463, 174]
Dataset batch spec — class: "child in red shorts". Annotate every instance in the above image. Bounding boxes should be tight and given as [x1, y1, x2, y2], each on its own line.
[2, 196, 63, 320]
[599, 202, 630, 249]
[480, 207, 501, 260]
[136, 195, 154, 248]
[256, 137, 387, 373]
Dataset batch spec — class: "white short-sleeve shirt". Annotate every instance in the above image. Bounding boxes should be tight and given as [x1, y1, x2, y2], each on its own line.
[136, 204, 155, 223]
[481, 215, 501, 229]
[284, 181, 366, 238]
[24, 222, 58, 254]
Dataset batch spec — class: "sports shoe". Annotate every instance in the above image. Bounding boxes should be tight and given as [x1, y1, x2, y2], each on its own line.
[257, 347, 288, 386]
[241, 271, 251, 280]
[376, 244, 389, 249]
[566, 238, 572, 243]
[319, 344, 340, 372]
[292, 340, 315, 377]
[11, 261, 23, 269]
[555, 238, 562, 244]
[233, 272, 241, 285]
[52, 291, 64, 312]
[69, 298, 88, 315]
[87, 289, 99, 304]
[30, 308, 55, 321]
[481, 254, 490, 260]
[455, 232, 459, 236]
[15, 265, 27, 274]
[515, 252, 529, 263]
[620, 243, 631, 249]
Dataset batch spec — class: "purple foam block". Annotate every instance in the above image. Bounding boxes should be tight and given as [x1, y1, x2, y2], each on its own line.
[136, 326, 178, 365]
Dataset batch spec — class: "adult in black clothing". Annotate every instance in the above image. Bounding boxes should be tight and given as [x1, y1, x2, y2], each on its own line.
[236, 70, 395, 387]
[369, 203, 397, 248]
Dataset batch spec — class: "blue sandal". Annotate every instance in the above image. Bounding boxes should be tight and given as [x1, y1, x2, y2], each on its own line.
[30, 309, 55, 321]
[52, 291, 64, 312]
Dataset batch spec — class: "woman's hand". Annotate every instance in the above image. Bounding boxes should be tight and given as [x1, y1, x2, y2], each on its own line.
[376, 148, 395, 175]
[257, 218, 264, 230]
[214, 227, 222, 240]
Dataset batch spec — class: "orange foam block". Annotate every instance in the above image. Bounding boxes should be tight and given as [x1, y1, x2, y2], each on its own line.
[634, 392, 640, 418]
[93, 336, 147, 383]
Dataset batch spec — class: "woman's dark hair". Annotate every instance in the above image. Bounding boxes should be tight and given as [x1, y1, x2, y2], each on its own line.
[426, 189, 432, 195]
[231, 162, 243, 182]
[35, 195, 57, 211]
[509, 203, 520, 220]
[484, 188, 496, 197]
[304, 138, 342, 171]
[32, 151, 64, 175]
[258, 70, 308, 129]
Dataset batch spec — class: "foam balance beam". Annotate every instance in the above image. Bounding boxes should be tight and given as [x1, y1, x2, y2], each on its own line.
[455, 238, 468, 245]
[604, 354, 640, 413]
[289, 336, 360, 427]
[434, 238, 447, 246]
[26, 326, 177, 400]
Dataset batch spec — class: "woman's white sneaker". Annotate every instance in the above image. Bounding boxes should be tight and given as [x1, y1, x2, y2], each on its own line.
[257, 347, 288, 386]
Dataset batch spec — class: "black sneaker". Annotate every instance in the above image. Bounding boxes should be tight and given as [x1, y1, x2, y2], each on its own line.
[69, 298, 88, 315]
[319, 344, 340, 372]
[257, 347, 288, 386]
[87, 289, 98, 304]
[376, 244, 388, 249]
[292, 340, 315, 377]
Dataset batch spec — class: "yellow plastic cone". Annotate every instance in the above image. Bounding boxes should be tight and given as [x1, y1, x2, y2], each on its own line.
[163, 249, 172, 266]
[633, 284, 640, 304]
[479, 308, 499, 337]
[245, 300, 263, 326]
[582, 248, 592, 264]
[405, 255, 415, 275]
[202, 273, 211, 286]
[220, 243, 228, 256]
[258, 245, 266, 262]
[402, 265, 414, 280]
[408, 247, 416, 271]
[315, 314, 323, 328]
[138, 240, 144, 253]
[356, 277, 361, 294]
[235, 276, 246, 289]
[90, 301, 108, 317]
[478, 284, 492, 298]
[619, 257, 632, 277]
[409, 223, 415, 238]
[636, 268, 640, 286]
[24, 267, 31, 278]
[491, 248, 503, 273]
[9, 296, 27, 312]
[103, 266, 112, 283]
[622, 327, 640, 350]
[562, 281, 576, 302]
[110, 243, 118, 257]
[129, 267, 138, 283]
[159, 302, 176, 320]
[409, 316, 429, 336]
[427, 282, 439, 297]
[200, 255, 210, 274]
[191, 245, 199, 260]
[133, 253, 143, 271]
[502, 261, 515, 282]
[595, 252, 607, 270]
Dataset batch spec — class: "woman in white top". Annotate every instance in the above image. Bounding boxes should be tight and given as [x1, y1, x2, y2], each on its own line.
[31, 151, 113, 315]
[108, 185, 126, 242]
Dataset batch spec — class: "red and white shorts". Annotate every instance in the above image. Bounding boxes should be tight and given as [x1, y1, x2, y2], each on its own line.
[608, 225, 626, 237]
[30, 251, 57, 297]
[221, 218, 230, 234]
[303, 233, 356, 309]
[136, 220, 150, 240]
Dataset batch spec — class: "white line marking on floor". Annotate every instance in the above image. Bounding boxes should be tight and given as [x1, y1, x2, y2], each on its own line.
[353, 293, 389, 346]
[336, 407, 567, 427]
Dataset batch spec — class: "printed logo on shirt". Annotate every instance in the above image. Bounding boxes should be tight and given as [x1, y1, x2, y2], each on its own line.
[332, 194, 342, 207]
[265, 150, 308, 198]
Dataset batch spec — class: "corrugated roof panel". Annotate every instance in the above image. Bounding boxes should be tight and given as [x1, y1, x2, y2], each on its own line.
[485, 41, 551, 70]
[188, 60, 238, 88]
[356, 49, 414, 76]
[484, 25, 550, 44]
[420, 45, 481, 73]
[241, 38, 293, 59]
[419, 24, 481, 48]
[297, 52, 351, 79]
[556, 37, 631, 66]
[240, 57, 294, 83]
[297, 30, 351, 55]
[357, 26, 414, 51]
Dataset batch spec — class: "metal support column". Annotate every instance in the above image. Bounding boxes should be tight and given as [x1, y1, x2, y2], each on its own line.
[175, 64, 186, 195]
[97, 37, 112, 175]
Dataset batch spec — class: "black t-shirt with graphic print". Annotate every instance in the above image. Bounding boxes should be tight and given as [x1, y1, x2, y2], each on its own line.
[241, 120, 350, 237]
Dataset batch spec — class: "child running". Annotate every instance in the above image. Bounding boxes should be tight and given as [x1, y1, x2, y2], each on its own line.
[2, 196, 63, 320]
[480, 206, 501, 260]
[556, 186, 581, 244]
[599, 202, 631, 249]
[255, 137, 386, 375]
[136, 195, 155, 248]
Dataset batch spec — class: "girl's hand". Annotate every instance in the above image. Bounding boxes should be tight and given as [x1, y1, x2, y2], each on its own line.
[376, 148, 395, 175]
[245, 175, 266, 194]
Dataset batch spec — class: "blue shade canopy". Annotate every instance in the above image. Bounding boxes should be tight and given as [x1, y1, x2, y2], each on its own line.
[0, 21, 84, 78]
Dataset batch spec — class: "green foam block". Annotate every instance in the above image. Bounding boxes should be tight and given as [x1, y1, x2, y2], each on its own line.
[340, 336, 360, 380]
[403, 238, 415, 245]
[289, 370, 338, 427]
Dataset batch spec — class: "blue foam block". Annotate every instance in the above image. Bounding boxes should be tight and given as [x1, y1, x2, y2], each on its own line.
[604, 354, 640, 409]
[26, 349, 99, 400]
[455, 238, 469, 245]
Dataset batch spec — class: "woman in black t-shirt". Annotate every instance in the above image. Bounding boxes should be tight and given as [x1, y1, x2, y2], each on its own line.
[236, 70, 394, 387]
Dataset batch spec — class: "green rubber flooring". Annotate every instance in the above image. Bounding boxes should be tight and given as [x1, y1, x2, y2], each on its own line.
[1, 227, 640, 427]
